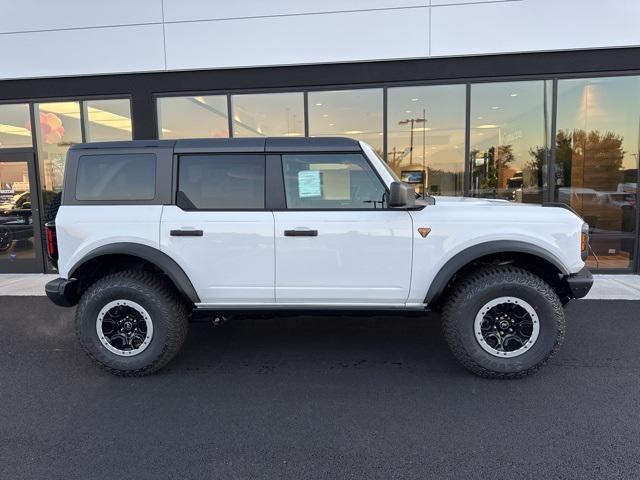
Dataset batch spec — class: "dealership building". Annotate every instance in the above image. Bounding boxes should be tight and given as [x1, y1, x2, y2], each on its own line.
[0, 0, 639, 274]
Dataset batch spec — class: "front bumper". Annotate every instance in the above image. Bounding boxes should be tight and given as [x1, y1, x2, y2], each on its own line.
[565, 266, 593, 299]
[45, 278, 78, 307]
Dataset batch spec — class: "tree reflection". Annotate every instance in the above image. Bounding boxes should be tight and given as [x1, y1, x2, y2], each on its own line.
[554, 128, 635, 234]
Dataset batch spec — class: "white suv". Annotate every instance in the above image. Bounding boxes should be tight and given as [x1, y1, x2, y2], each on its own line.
[45, 137, 593, 378]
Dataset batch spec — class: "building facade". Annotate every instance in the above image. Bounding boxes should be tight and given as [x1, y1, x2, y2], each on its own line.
[1, 0, 639, 273]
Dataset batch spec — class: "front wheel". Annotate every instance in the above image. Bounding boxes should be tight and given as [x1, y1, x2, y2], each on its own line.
[75, 271, 189, 376]
[442, 266, 565, 379]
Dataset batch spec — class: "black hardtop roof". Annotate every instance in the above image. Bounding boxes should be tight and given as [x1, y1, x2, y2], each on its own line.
[69, 137, 362, 153]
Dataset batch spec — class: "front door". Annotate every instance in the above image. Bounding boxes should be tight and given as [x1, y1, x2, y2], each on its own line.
[274, 152, 413, 305]
[0, 151, 44, 273]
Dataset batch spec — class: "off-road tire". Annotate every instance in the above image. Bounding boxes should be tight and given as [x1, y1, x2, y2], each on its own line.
[442, 265, 565, 379]
[75, 271, 189, 376]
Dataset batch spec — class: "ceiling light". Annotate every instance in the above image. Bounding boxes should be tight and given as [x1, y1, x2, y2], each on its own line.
[406, 110, 412, 113]
[477, 116, 483, 120]
[85, 106, 132, 132]
[322, 114, 329, 118]
[412, 127, 432, 132]
[282, 132, 302, 137]
[38, 102, 80, 116]
[411, 98, 418, 102]
[315, 103, 323, 106]
[491, 106, 499, 110]
[328, 123, 335, 126]
[510, 93, 518, 97]
[38, 102, 133, 132]
[477, 124, 499, 129]
[343, 130, 363, 134]
[0, 123, 32, 137]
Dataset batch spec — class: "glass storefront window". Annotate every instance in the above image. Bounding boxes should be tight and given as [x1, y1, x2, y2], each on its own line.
[308, 89, 383, 154]
[84, 99, 132, 142]
[35, 102, 82, 216]
[555, 76, 639, 270]
[157, 95, 229, 139]
[470, 81, 552, 203]
[232, 92, 304, 137]
[0, 104, 32, 148]
[387, 85, 465, 196]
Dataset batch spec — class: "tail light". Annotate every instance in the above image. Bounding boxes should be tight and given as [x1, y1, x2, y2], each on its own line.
[45, 222, 58, 262]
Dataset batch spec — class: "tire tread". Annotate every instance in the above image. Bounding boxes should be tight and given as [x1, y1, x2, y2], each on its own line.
[441, 265, 565, 379]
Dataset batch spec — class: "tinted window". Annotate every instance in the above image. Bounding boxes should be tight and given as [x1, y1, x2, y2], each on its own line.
[76, 154, 156, 201]
[179, 155, 265, 209]
[282, 153, 385, 209]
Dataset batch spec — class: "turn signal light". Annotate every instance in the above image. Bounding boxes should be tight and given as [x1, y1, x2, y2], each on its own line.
[580, 223, 589, 261]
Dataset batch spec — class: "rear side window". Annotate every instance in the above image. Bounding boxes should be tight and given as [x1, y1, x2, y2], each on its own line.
[76, 154, 156, 201]
[178, 154, 265, 209]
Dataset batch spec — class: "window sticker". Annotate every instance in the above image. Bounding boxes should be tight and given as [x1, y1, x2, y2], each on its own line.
[298, 170, 322, 198]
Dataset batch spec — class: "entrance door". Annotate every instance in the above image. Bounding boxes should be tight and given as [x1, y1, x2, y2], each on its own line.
[0, 152, 44, 273]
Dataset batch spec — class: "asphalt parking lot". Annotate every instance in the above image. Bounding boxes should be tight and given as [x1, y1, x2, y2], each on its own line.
[1, 298, 639, 479]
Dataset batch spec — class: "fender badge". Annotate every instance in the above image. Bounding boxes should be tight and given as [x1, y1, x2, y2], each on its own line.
[417, 227, 431, 238]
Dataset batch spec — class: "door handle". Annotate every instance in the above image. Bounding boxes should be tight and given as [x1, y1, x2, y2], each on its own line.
[170, 229, 203, 237]
[284, 229, 318, 237]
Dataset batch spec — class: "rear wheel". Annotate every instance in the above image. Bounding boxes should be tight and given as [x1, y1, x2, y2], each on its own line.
[442, 266, 565, 379]
[75, 271, 189, 376]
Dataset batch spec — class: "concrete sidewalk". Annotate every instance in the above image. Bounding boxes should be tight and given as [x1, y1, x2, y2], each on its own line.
[1, 273, 639, 300]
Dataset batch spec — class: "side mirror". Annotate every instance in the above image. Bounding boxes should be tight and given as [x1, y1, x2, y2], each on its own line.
[389, 182, 415, 208]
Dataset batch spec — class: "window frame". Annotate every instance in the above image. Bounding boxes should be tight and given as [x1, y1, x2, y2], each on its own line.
[175, 153, 268, 212]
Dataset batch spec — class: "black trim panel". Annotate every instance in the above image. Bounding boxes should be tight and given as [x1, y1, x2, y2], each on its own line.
[565, 266, 593, 299]
[68, 242, 200, 303]
[45, 277, 79, 307]
[424, 240, 570, 304]
[266, 137, 360, 152]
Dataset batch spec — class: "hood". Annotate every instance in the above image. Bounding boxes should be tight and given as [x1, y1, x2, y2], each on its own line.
[433, 196, 528, 206]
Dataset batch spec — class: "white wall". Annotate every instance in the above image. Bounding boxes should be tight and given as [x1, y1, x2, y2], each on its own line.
[0, 0, 639, 81]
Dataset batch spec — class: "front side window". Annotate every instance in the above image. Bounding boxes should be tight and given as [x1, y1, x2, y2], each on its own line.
[76, 154, 156, 201]
[282, 153, 386, 209]
[178, 154, 265, 209]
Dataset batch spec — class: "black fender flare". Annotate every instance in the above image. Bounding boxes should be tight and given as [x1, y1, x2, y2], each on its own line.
[68, 242, 200, 303]
[424, 240, 570, 304]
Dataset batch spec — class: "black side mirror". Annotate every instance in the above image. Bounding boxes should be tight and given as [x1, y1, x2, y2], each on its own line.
[389, 182, 415, 208]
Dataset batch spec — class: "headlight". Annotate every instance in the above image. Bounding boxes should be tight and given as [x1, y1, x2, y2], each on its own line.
[581, 222, 589, 261]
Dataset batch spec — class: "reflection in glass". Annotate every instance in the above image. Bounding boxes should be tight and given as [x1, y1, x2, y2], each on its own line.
[84, 99, 133, 142]
[308, 89, 383, 153]
[35, 101, 82, 199]
[470, 81, 551, 203]
[0, 104, 32, 148]
[157, 96, 229, 139]
[0, 161, 35, 261]
[555, 76, 639, 270]
[387, 85, 465, 196]
[232, 92, 304, 137]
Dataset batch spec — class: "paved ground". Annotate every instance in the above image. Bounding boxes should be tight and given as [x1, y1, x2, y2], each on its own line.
[1, 298, 639, 479]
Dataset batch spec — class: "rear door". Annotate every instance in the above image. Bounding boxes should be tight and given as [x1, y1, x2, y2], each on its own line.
[273, 151, 413, 305]
[160, 152, 274, 305]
